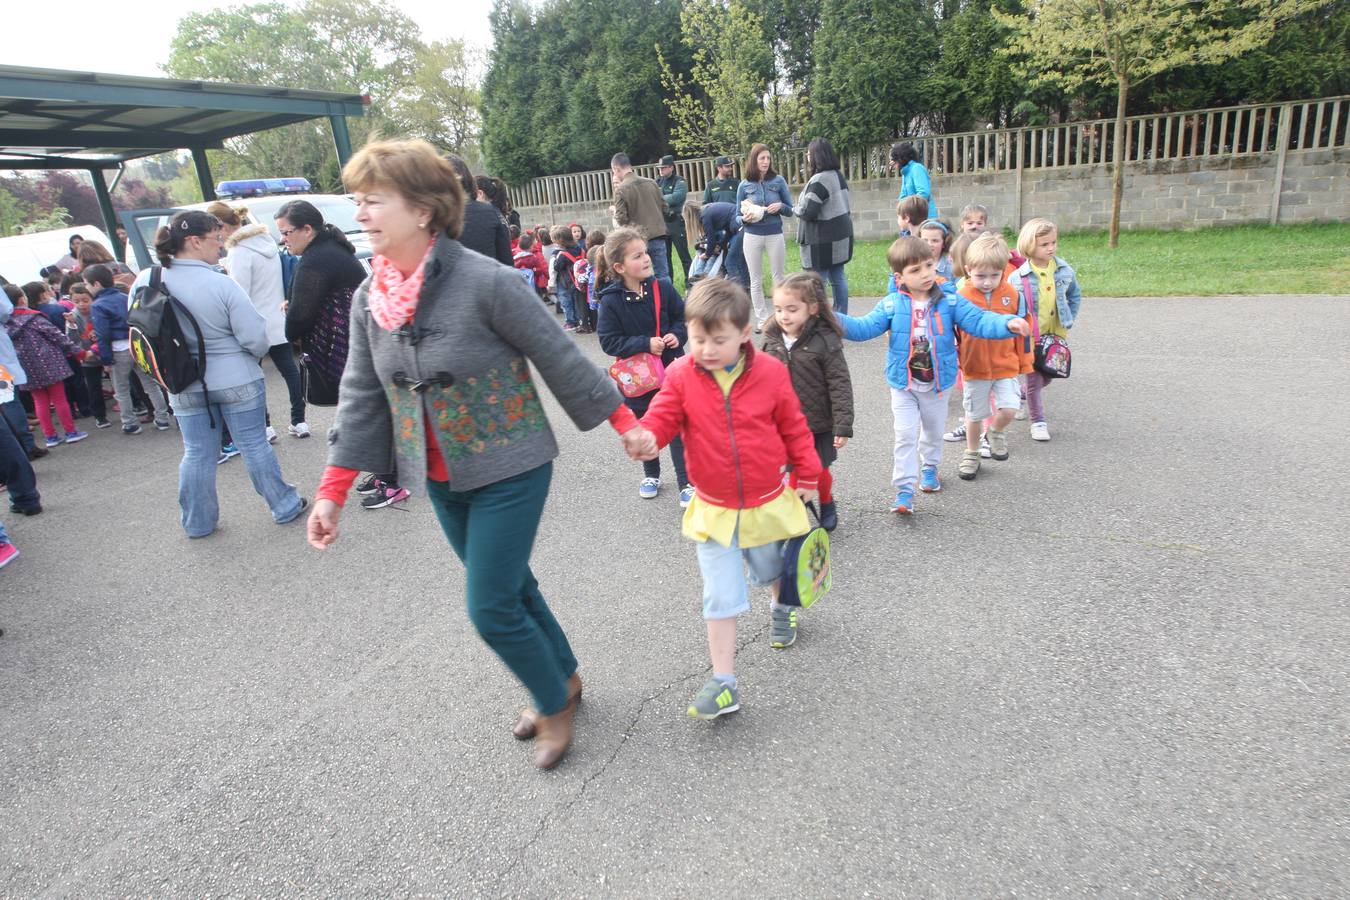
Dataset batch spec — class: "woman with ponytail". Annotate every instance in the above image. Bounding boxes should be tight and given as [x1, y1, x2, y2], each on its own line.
[274, 199, 366, 406]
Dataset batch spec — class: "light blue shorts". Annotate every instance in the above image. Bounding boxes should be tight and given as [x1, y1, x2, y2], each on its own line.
[695, 528, 783, 620]
[962, 376, 1022, 421]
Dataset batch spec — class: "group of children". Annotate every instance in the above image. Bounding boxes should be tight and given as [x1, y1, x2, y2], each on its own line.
[601, 197, 1081, 720]
[509, 221, 610, 335]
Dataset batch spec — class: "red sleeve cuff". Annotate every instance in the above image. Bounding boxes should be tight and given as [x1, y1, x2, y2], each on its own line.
[317, 465, 360, 506]
[608, 404, 639, 433]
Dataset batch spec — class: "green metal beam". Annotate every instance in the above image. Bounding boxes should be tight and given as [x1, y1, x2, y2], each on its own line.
[330, 115, 353, 169]
[88, 169, 119, 244]
[0, 73, 366, 118]
[0, 127, 230, 150]
[191, 147, 215, 201]
[0, 156, 121, 170]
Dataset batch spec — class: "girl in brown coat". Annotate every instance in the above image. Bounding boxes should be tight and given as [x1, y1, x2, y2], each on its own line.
[760, 272, 854, 531]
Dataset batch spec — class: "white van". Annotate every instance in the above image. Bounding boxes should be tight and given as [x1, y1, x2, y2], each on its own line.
[0, 226, 114, 286]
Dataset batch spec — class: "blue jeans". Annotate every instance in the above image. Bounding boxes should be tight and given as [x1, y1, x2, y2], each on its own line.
[557, 284, 578, 327]
[724, 231, 749, 291]
[818, 263, 850, 314]
[647, 239, 671, 282]
[171, 378, 303, 538]
[0, 403, 39, 510]
[1, 396, 36, 454]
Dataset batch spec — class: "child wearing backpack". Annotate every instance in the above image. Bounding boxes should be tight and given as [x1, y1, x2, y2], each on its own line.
[761, 272, 853, 533]
[838, 237, 1028, 514]
[581, 228, 606, 333]
[513, 233, 549, 300]
[86, 263, 171, 434]
[1007, 218, 1082, 442]
[629, 278, 820, 718]
[551, 226, 586, 332]
[5, 286, 89, 448]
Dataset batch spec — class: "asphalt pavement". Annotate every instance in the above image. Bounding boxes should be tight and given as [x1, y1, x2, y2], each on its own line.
[1, 293, 1347, 897]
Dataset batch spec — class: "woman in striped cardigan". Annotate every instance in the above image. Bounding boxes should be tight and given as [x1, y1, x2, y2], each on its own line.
[793, 138, 855, 314]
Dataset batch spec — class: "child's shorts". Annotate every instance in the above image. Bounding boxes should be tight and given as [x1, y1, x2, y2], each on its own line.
[695, 529, 783, 620]
[962, 377, 1022, 421]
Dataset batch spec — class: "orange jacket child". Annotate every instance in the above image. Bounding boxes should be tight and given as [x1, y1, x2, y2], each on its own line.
[955, 264, 1034, 380]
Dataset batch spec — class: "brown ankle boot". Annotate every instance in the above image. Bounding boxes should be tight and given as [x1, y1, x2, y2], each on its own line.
[512, 673, 582, 741]
[533, 699, 576, 770]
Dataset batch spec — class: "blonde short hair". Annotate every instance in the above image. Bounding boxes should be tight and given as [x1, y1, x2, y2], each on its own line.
[1017, 218, 1058, 260]
[964, 232, 1011, 273]
[960, 203, 989, 223]
[342, 138, 465, 238]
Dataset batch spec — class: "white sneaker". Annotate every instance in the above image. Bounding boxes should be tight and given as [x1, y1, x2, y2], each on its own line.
[265, 426, 278, 444]
[979, 434, 992, 458]
[943, 424, 967, 442]
[288, 422, 312, 439]
[1030, 422, 1051, 442]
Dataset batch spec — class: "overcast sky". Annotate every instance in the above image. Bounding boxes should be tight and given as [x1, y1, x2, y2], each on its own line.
[5, 0, 496, 79]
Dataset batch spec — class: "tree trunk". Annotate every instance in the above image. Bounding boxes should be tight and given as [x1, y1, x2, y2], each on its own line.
[1110, 74, 1128, 248]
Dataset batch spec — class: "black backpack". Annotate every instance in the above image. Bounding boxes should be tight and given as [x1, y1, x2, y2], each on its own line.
[128, 266, 208, 395]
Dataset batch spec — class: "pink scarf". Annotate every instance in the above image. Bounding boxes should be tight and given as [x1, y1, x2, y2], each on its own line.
[368, 238, 437, 332]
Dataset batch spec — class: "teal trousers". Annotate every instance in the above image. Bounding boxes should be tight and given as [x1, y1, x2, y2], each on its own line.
[427, 462, 577, 715]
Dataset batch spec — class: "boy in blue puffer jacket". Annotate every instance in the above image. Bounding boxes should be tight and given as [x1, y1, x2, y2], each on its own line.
[838, 237, 1029, 514]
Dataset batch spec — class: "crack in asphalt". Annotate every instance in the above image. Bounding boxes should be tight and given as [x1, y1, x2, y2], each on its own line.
[495, 620, 772, 889]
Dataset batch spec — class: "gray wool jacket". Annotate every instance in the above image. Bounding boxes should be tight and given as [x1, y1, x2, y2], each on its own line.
[327, 237, 624, 495]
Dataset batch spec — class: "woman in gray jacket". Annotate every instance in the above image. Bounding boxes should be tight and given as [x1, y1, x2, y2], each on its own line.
[305, 140, 651, 771]
[129, 211, 306, 538]
[793, 138, 854, 313]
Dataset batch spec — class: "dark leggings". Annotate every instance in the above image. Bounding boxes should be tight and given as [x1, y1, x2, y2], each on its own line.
[624, 389, 688, 486]
[267, 343, 306, 426]
[80, 367, 106, 419]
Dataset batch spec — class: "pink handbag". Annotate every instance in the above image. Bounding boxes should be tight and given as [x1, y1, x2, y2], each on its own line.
[608, 281, 667, 397]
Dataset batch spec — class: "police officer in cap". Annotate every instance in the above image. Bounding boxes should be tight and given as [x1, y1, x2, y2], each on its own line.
[655, 155, 691, 280]
[703, 155, 738, 205]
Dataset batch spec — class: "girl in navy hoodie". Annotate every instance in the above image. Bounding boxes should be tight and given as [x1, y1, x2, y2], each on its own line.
[596, 227, 691, 505]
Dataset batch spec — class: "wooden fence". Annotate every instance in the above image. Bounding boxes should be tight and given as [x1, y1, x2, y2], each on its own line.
[509, 96, 1349, 212]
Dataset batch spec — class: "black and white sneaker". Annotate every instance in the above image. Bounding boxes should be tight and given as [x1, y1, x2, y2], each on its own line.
[355, 474, 383, 495]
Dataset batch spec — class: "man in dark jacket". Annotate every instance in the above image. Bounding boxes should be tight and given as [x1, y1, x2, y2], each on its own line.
[654, 155, 690, 281]
[703, 156, 739, 204]
[610, 153, 670, 280]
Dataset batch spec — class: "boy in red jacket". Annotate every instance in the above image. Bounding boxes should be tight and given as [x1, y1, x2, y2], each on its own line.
[633, 278, 820, 719]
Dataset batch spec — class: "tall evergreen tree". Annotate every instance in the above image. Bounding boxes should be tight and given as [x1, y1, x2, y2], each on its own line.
[809, 0, 939, 149]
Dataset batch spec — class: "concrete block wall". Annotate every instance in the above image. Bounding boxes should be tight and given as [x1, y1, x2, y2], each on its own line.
[513, 148, 1348, 238]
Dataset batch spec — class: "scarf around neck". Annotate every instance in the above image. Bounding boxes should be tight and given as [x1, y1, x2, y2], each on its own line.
[368, 238, 437, 331]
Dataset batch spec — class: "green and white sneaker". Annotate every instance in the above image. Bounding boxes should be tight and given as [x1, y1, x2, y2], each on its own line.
[770, 605, 798, 648]
[687, 677, 740, 719]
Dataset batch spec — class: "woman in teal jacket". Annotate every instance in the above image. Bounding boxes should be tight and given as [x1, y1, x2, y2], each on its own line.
[891, 141, 937, 218]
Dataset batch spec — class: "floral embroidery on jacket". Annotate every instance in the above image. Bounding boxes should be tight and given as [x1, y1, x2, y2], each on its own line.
[385, 357, 546, 464]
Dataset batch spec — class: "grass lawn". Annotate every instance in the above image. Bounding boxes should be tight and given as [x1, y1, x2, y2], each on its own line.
[672, 223, 1349, 298]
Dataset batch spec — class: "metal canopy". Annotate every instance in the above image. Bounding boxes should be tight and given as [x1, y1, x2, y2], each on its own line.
[0, 64, 367, 169]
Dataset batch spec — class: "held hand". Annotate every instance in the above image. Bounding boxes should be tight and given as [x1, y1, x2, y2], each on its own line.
[1008, 318, 1031, 337]
[620, 427, 659, 461]
[796, 487, 820, 505]
[307, 499, 342, 550]
[765, 202, 783, 214]
[661, 333, 680, 348]
[649, 337, 666, 355]
[833, 436, 849, 450]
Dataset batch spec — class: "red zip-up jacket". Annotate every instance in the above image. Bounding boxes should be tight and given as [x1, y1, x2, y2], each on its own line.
[640, 343, 820, 508]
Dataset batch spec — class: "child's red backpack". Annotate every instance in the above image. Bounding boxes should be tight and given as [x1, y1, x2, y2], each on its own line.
[559, 249, 586, 288]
